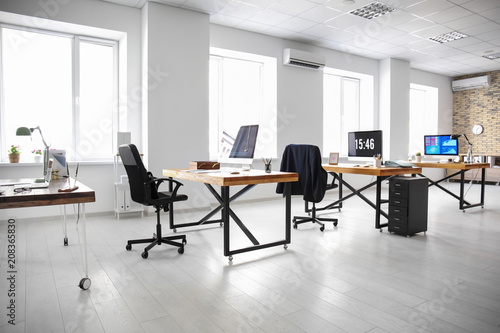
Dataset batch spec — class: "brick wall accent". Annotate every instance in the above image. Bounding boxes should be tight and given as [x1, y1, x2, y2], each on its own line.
[452, 70, 500, 155]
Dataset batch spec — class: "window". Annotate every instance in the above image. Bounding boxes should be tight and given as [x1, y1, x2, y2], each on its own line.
[209, 48, 277, 160]
[409, 84, 438, 155]
[323, 68, 374, 157]
[0, 26, 118, 162]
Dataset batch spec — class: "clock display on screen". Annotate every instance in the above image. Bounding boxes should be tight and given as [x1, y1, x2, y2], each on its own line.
[348, 130, 383, 157]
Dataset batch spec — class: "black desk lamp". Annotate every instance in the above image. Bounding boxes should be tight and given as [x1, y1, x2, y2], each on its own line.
[16, 126, 51, 175]
[450, 134, 472, 163]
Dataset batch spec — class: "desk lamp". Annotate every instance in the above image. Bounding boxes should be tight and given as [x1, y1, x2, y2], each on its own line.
[16, 126, 51, 175]
[450, 134, 472, 163]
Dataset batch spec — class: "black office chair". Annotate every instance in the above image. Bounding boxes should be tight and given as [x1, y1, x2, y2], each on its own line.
[276, 144, 338, 231]
[119, 144, 187, 258]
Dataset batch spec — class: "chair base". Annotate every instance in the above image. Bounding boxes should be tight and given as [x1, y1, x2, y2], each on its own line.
[293, 202, 338, 232]
[126, 206, 187, 258]
[126, 234, 186, 258]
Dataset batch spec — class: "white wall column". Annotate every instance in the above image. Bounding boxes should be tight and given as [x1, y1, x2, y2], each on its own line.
[142, 3, 209, 174]
[379, 58, 410, 160]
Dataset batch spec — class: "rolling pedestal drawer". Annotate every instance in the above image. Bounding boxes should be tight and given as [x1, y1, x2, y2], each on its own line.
[388, 177, 428, 237]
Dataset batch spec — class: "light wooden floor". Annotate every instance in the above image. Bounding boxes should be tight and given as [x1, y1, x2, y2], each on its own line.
[1, 181, 499, 333]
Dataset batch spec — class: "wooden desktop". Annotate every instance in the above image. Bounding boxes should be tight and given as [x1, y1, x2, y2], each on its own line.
[413, 162, 490, 211]
[321, 164, 422, 230]
[162, 169, 298, 261]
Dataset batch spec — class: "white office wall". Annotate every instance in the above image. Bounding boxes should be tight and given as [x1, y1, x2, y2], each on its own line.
[210, 25, 384, 157]
[0, 1, 456, 216]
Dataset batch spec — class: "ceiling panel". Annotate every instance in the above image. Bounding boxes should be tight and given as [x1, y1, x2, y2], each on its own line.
[102, 0, 500, 76]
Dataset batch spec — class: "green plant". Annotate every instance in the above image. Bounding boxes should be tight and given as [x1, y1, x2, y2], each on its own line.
[32, 149, 42, 155]
[7, 145, 21, 154]
[415, 152, 421, 156]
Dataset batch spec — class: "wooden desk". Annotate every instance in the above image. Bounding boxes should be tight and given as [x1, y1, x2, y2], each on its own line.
[0, 178, 95, 289]
[162, 169, 298, 261]
[321, 165, 422, 229]
[413, 162, 490, 211]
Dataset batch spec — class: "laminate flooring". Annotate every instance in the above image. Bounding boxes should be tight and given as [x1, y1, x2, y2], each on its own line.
[1, 181, 499, 333]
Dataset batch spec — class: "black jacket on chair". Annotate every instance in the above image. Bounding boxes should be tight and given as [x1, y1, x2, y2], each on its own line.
[276, 144, 327, 203]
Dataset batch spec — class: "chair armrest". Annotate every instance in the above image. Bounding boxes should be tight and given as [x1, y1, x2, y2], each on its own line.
[326, 172, 338, 191]
[145, 177, 184, 198]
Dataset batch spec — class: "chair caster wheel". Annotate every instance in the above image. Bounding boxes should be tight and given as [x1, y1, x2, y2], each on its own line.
[293, 223, 298, 229]
[173, 229, 177, 233]
[284, 244, 288, 250]
[64, 237, 68, 246]
[79, 278, 91, 290]
[320, 226, 325, 232]
[333, 222, 338, 227]
[126, 244, 132, 251]
[178, 247, 184, 254]
[182, 238, 187, 245]
[228, 256, 233, 262]
[141, 251, 148, 259]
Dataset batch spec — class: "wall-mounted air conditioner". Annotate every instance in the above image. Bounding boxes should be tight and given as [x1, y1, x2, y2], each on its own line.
[283, 48, 325, 70]
[452, 75, 490, 92]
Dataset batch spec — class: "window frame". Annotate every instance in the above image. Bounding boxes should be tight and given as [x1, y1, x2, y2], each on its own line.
[323, 67, 374, 157]
[0, 24, 120, 162]
[209, 47, 277, 161]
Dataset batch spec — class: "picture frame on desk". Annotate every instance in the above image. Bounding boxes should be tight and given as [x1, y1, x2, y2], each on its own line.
[329, 152, 339, 165]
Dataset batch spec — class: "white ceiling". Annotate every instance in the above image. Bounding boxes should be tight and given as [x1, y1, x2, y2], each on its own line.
[103, 0, 500, 77]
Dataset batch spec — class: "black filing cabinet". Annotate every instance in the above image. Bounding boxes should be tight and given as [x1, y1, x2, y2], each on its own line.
[388, 177, 428, 237]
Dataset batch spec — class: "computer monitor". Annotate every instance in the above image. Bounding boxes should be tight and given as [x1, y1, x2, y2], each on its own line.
[348, 130, 383, 158]
[218, 125, 259, 167]
[424, 135, 458, 156]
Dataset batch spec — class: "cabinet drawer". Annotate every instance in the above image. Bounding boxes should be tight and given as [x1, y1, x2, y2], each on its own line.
[388, 222, 408, 234]
[389, 215, 407, 224]
[391, 190, 408, 199]
[389, 197, 408, 207]
[390, 179, 409, 191]
[389, 205, 407, 216]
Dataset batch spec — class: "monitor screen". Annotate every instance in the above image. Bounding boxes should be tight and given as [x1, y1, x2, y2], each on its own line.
[228, 125, 259, 159]
[424, 135, 458, 155]
[348, 130, 383, 158]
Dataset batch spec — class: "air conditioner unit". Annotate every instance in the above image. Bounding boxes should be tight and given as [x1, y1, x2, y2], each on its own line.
[452, 75, 490, 92]
[283, 48, 325, 70]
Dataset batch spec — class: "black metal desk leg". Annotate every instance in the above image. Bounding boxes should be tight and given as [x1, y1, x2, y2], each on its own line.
[460, 170, 465, 211]
[375, 176, 383, 229]
[338, 173, 343, 208]
[481, 167, 486, 208]
[222, 186, 231, 258]
[285, 182, 291, 245]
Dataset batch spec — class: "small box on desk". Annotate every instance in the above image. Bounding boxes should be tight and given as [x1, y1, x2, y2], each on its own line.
[189, 161, 220, 170]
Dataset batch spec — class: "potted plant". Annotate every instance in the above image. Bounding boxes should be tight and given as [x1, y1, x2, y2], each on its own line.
[415, 152, 422, 163]
[32, 149, 43, 163]
[7, 145, 21, 163]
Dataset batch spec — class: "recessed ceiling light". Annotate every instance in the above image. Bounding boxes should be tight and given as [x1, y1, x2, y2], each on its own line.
[349, 1, 395, 20]
[483, 53, 500, 60]
[429, 31, 468, 44]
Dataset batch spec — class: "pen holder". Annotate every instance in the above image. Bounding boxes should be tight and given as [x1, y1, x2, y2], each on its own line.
[264, 162, 272, 173]
[374, 158, 381, 168]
